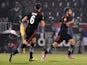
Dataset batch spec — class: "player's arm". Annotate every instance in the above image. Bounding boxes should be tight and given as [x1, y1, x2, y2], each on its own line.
[66, 18, 74, 26]
[39, 14, 45, 27]
[22, 16, 28, 23]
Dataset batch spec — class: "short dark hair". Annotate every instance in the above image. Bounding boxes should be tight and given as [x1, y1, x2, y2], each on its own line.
[35, 3, 41, 10]
[65, 7, 72, 14]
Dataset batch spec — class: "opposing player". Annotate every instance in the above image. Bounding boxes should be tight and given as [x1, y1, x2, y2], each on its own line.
[42, 7, 75, 60]
[9, 3, 45, 62]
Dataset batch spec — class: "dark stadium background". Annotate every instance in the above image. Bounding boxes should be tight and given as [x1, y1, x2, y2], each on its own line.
[0, 0, 87, 53]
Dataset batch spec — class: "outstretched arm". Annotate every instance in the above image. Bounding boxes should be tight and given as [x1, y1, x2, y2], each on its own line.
[22, 16, 28, 23]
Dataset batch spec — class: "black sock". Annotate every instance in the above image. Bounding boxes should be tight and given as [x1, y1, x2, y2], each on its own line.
[21, 44, 27, 48]
[29, 43, 34, 59]
[68, 51, 71, 55]
[45, 45, 54, 54]
[30, 52, 33, 59]
[13, 50, 18, 55]
[68, 45, 74, 55]
[51, 45, 54, 48]
[44, 50, 48, 54]
[31, 44, 34, 47]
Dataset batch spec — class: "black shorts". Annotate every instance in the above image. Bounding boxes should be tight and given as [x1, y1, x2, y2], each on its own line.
[55, 33, 72, 43]
[25, 29, 36, 43]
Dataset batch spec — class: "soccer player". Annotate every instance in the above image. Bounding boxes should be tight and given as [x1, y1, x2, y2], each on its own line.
[9, 3, 45, 62]
[42, 7, 75, 60]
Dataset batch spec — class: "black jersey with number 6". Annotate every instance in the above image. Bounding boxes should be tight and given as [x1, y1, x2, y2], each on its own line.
[25, 11, 44, 32]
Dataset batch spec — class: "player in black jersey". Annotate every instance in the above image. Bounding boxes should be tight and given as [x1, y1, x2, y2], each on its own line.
[42, 7, 75, 60]
[9, 3, 45, 62]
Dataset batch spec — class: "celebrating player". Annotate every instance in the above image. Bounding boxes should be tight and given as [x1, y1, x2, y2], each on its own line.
[42, 7, 75, 60]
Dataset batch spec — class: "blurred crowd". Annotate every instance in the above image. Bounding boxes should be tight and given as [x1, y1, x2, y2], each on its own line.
[0, 0, 86, 23]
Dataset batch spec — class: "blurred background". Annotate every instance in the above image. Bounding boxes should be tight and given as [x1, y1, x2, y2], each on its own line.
[0, 0, 87, 54]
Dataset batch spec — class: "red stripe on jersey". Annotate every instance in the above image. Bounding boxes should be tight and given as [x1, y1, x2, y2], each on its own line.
[55, 35, 60, 42]
[27, 30, 36, 43]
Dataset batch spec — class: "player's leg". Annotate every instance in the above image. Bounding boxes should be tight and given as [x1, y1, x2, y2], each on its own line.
[29, 37, 36, 61]
[42, 35, 62, 60]
[66, 34, 75, 59]
[68, 38, 75, 59]
[9, 32, 30, 62]
[9, 43, 25, 62]
[42, 42, 58, 60]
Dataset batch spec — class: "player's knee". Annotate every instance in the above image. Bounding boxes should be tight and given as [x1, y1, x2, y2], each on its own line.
[31, 37, 36, 44]
[23, 40, 28, 44]
[52, 42, 58, 47]
[69, 39, 75, 45]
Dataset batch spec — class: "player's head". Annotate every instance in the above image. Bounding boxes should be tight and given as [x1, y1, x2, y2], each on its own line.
[65, 7, 72, 16]
[35, 3, 41, 11]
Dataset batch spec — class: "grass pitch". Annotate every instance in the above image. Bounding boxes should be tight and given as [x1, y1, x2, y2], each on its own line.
[0, 53, 87, 65]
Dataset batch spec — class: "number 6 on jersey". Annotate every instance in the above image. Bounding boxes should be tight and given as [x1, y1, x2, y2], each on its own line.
[30, 15, 36, 24]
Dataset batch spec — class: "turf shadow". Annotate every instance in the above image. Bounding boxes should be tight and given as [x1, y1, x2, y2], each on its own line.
[11, 62, 29, 65]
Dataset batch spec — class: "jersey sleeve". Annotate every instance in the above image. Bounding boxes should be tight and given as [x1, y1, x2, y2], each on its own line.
[26, 13, 31, 20]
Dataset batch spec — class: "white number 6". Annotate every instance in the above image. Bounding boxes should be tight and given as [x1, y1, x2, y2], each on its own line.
[30, 15, 35, 24]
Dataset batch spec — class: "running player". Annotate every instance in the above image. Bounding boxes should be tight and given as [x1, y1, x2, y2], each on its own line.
[9, 3, 45, 62]
[42, 7, 75, 60]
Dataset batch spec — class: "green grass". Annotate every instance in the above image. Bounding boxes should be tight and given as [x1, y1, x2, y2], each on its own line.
[0, 53, 87, 65]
